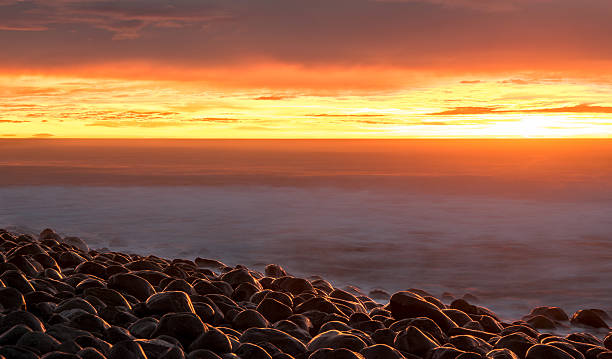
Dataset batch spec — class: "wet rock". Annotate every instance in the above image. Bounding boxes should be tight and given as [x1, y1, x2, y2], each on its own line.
[449, 335, 493, 355]
[164, 279, 196, 295]
[146, 291, 195, 314]
[231, 282, 261, 302]
[233, 309, 270, 330]
[189, 326, 232, 354]
[1, 310, 45, 332]
[272, 277, 315, 295]
[486, 349, 520, 359]
[308, 330, 368, 352]
[104, 325, 135, 344]
[309, 348, 366, 359]
[571, 310, 609, 329]
[1, 270, 35, 294]
[428, 346, 467, 359]
[129, 317, 159, 339]
[187, 349, 221, 359]
[265, 264, 287, 278]
[108, 340, 147, 359]
[359, 344, 404, 359]
[240, 328, 307, 357]
[137, 338, 178, 358]
[0, 286, 27, 312]
[0, 345, 40, 359]
[152, 312, 207, 348]
[77, 348, 107, 359]
[74, 335, 112, 355]
[494, 333, 538, 358]
[525, 344, 574, 359]
[108, 273, 156, 302]
[389, 291, 457, 332]
[67, 312, 110, 333]
[235, 343, 272, 359]
[393, 326, 438, 357]
[17, 331, 61, 354]
[527, 307, 569, 322]
[83, 287, 131, 309]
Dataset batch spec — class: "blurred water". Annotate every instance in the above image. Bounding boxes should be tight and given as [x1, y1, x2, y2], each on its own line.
[1, 185, 611, 321]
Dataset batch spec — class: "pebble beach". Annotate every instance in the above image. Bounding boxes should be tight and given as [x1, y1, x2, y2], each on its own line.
[1, 227, 611, 359]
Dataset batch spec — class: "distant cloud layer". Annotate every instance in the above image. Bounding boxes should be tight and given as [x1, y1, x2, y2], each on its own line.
[1, 0, 612, 82]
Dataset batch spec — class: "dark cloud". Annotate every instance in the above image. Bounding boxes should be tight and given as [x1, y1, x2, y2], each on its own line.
[254, 95, 295, 101]
[1, 0, 612, 75]
[0, 120, 31, 123]
[32, 133, 54, 137]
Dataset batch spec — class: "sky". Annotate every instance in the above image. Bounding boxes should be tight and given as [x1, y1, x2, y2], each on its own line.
[2, 0, 612, 138]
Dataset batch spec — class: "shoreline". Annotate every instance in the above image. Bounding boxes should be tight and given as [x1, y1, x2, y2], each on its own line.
[1, 227, 611, 359]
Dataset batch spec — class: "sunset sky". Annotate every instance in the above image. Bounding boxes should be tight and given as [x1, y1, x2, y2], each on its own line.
[2, 0, 612, 138]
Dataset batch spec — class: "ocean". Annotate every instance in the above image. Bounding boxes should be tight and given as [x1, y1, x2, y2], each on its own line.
[1, 139, 611, 321]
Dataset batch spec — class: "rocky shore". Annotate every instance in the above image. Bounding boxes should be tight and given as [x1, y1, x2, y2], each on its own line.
[0, 228, 611, 359]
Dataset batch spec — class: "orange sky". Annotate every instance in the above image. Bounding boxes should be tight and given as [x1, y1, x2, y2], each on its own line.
[1, 0, 612, 138]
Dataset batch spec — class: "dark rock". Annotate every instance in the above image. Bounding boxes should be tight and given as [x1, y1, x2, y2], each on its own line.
[188, 326, 232, 353]
[57, 297, 97, 315]
[428, 346, 467, 359]
[0, 286, 27, 312]
[136, 338, 178, 359]
[240, 328, 307, 357]
[231, 282, 261, 302]
[272, 277, 314, 295]
[152, 312, 207, 348]
[126, 259, 164, 272]
[1, 270, 35, 294]
[84, 287, 131, 308]
[265, 264, 287, 278]
[527, 307, 569, 321]
[75, 262, 107, 278]
[308, 330, 368, 352]
[146, 291, 195, 314]
[108, 273, 156, 302]
[605, 333, 612, 351]
[74, 335, 112, 355]
[449, 335, 493, 355]
[571, 310, 609, 329]
[525, 344, 574, 359]
[449, 327, 498, 341]
[187, 349, 221, 359]
[107, 340, 147, 359]
[164, 279, 196, 295]
[129, 317, 159, 339]
[77, 348, 106, 359]
[220, 269, 260, 289]
[235, 343, 272, 359]
[359, 344, 404, 359]
[104, 325, 135, 344]
[486, 349, 520, 359]
[1, 310, 45, 332]
[233, 309, 270, 330]
[161, 347, 187, 359]
[17, 331, 61, 354]
[67, 312, 110, 333]
[0, 345, 40, 359]
[389, 291, 457, 332]
[566, 332, 602, 346]
[393, 326, 438, 357]
[46, 324, 92, 342]
[547, 341, 586, 359]
[494, 333, 538, 358]
[309, 348, 366, 359]
[0, 324, 33, 345]
[58, 251, 87, 268]
[257, 298, 293, 323]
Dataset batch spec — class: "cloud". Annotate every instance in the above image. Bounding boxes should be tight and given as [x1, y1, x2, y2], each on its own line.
[460, 80, 483, 84]
[429, 104, 612, 116]
[2, 134, 17, 136]
[254, 95, 295, 101]
[32, 133, 53, 137]
[308, 114, 387, 117]
[187, 118, 244, 123]
[85, 120, 181, 128]
[0, 120, 31, 123]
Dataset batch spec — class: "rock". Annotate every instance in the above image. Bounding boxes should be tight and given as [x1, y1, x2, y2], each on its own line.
[389, 291, 457, 332]
[0, 324, 33, 345]
[74, 335, 112, 355]
[189, 326, 232, 354]
[108, 340, 147, 359]
[605, 333, 612, 350]
[164, 279, 196, 295]
[272, 277, 315, 295]
[527, 307, 569, 321]
[0, 270, 35, 294]
[146, 291, 195, 314]
[449, 335, 493, 355]
[108, 273, 156, 302]
[45, 324, 92, 342]
[525, 344, 574, 359]
[265, 264, 288, 278]
[257, 298, 293, 323]
[235, 343, 273, 359]
[231, 282, 261, 302]
[1, 310, 45, 332]
[546, 341, 586, 359]
[152, 312, 208, 348]
[428, 346, 467, 359]
[240, 328, 307, 357]
[220, 269, 260, 289]
[68, 312, 110, 333]
[75, 262, 106, 278]
[0, 286, 27, 312]
[83, 287, 132, 308]
[571, 310, 609, 329]
[129, 317, 159, 339]
[494, 333, 538, 358]
[104, 325, 135, 344]
[486, 349, 520, 359]
[136, 338, 178, 358]
[393, 326, 438, 357]
[16, 331, 61, 354]
[233, 309, 270, 330]
[308, 330, 368, 352]
[0, 346, 40, 359]
[309, 348, 366, 359]
[57, 298, 97, 315]
[77, 348, 107, 359]
[359, 344, 404, 359]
